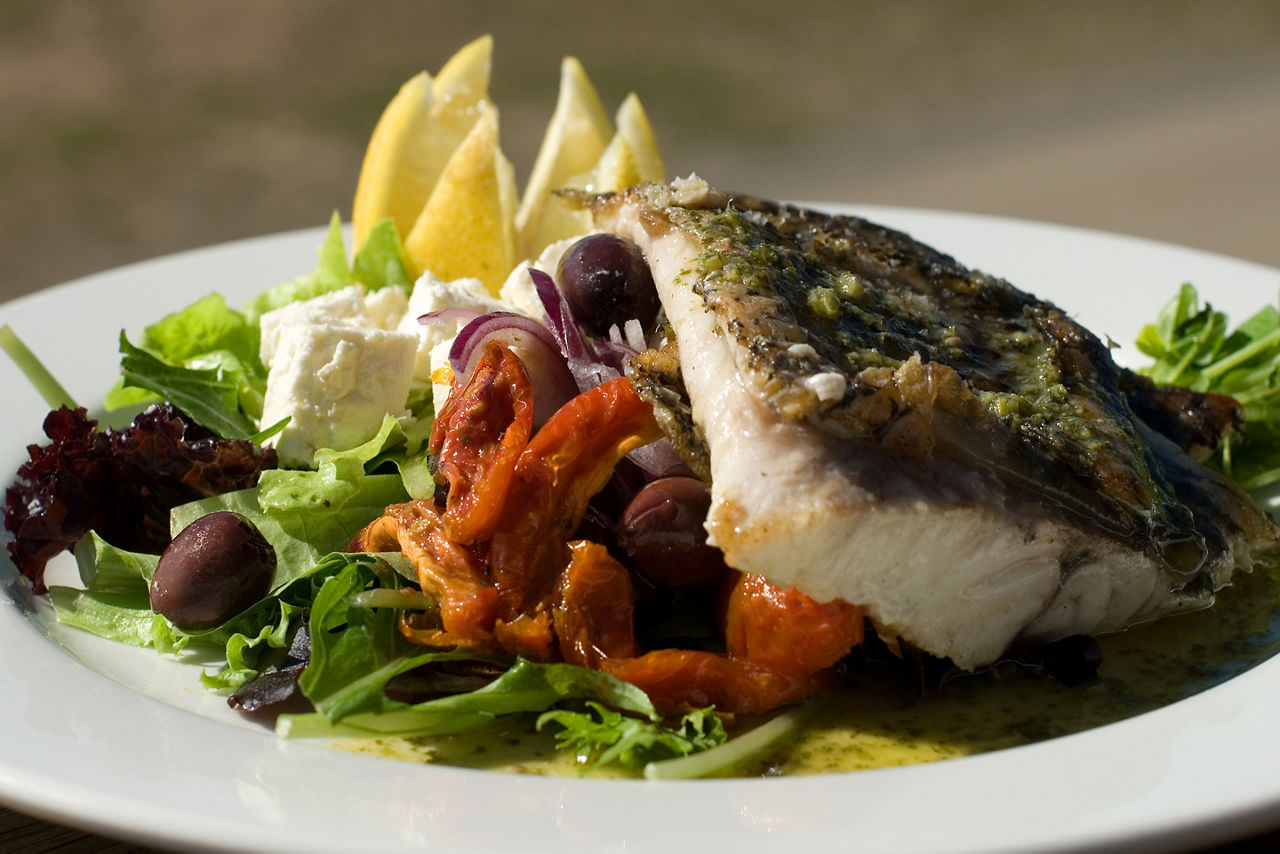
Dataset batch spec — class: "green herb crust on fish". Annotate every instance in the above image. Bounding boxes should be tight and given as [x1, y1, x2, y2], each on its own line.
[588, 178, 1277, 669]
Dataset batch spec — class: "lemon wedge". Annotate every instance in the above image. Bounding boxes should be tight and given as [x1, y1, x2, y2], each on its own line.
[432, 34, 492, 123]
[614, 93, 665, 184]
[515, 57, 613, 259]
[402, 109, 517, 294]
[351, 35, 493, 249]
[592, 133, 643, 191]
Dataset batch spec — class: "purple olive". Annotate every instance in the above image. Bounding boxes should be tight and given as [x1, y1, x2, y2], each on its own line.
[150, 511, 276, 630]
[617, 477, 727, 589]
[557, 233, 659, 336]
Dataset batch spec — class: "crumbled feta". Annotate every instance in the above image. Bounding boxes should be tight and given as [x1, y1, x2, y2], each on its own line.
[498, 235, 584, 318]
[259, 286, 418, 467]
[260, 286, 370, 365]
[397, 272, 510, 383]
[362, 286, 409, 331]
[260, 324, 417, 467]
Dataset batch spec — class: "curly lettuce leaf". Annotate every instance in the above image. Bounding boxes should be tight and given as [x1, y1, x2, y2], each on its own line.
[4, 405, 275, 591]
[537, 701, 726, 771]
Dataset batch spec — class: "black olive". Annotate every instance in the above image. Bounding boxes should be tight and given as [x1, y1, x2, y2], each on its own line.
[557, 233, 659, 336]
[150, 511, 276, 630]
[617, 477, 727, 589]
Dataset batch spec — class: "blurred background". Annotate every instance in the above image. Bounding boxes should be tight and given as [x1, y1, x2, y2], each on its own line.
[2, 0, 1278, 304]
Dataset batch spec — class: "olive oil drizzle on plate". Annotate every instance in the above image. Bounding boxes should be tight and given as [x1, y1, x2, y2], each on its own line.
[333, 556, 1280, 778]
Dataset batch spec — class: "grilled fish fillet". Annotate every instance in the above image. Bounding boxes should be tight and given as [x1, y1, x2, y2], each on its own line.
[589, 178, 1277, 669]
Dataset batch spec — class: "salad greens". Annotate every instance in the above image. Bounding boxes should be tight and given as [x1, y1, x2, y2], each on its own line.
[0, 324, 77, 411]
[102, 213, 410, 437]
[538, 702, 726, 770]
[5, 220, 745, 778]
[1136, 283, 1280, 491]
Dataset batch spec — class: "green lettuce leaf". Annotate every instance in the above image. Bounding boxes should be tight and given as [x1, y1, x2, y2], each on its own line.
[200, 599, 303, 692]
[73, 531, 158, 596]
[114, 333, 259, 440]
[105, 292, 267, 420]
[257, 414, 404, 513]
[49, 587, 190, 654]
[279, 654, 661, 739]
[279, 561, 659, 740]
[1137, 283, 1280, 489]
[53, 533, 181, 650]
[352, 218, 413, 292]
[244, 213, 353, 324]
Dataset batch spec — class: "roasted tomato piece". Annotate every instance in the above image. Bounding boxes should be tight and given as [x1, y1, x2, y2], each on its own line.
[554, 540, 639, 668]
[350, 500, 500, 652]
[428, 340, 534, 545]
[604, 649, 841, 716]
[722, 572, 864, 674]
[486, 376, 662, 616]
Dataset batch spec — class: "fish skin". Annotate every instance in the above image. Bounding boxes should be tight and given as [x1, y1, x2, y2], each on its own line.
[590, 178, 1277, 668]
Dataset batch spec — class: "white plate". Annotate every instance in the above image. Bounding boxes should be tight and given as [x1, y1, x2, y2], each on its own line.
[3, 210, 1280, 854]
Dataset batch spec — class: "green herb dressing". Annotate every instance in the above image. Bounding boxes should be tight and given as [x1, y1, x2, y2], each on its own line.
[334, 557, 1280, 778]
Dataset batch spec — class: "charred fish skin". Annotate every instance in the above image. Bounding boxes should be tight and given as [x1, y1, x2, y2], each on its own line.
[590, 178, 1277, 669]
[626, 333, 712, 482]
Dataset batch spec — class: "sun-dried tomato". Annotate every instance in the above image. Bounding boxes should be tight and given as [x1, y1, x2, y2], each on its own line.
[358, 360, 662, 662]
[428, 341, 533, 545]
[722, 572, 864, 674]
[603, 648, 841, 716]
[553, 540, 639, 668]
[486, 376, 663, 619]
[350, 500, 500, 652]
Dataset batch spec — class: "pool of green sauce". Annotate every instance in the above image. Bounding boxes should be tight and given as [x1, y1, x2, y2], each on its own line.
[334, 558, 1280, 778]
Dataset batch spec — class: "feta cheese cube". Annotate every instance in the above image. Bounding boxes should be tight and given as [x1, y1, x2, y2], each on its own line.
[498, 235, 585, 318]
[257, 285, 420, 467]
[261, 323, 417, 467]
[363, 286, 409, 331]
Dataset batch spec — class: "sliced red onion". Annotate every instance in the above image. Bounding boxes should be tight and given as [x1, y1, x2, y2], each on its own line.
[417, 307, 482, 327]
[567, 356, 621, 392]
[594, 327, 638, 374]
[626, 437, 689, 478]
[448, 312, 579, 426]
[522, 267, 673, 476]
[529, 268, 590, 360]
[447, 312, 542, 374]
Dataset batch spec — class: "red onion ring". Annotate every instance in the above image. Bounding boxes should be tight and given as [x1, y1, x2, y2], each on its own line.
[417, 307, 482, 327]
[447, 312, 579, 426]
